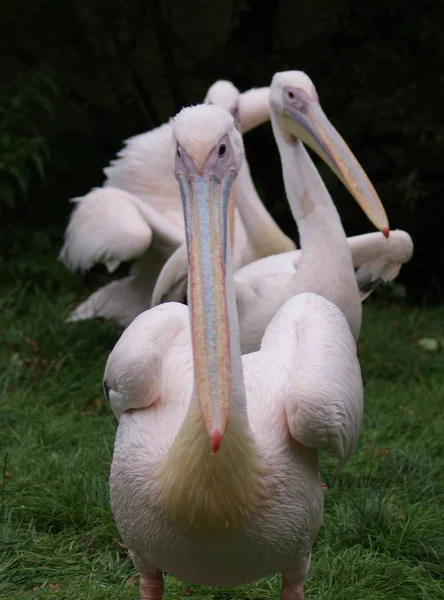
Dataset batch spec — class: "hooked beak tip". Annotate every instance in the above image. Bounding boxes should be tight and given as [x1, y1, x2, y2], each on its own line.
[383, 226, 390, 239]
[211, 429, 223, 454]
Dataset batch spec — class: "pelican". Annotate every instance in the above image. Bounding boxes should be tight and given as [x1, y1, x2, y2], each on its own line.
[105, 103, 363, 600]
[153, 71, 408, 353]
[234, 230, 413, 298]
[60, 81, 293, 327]
[152, 229, 413, 308]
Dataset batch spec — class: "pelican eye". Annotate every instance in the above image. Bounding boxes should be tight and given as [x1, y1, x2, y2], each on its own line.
[218, 144, 226, 158]
[285, 88, 309, 113]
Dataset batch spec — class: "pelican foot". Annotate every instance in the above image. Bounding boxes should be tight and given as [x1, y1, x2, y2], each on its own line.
[280, 576, 304, 600]
[140, 570, 164, 600]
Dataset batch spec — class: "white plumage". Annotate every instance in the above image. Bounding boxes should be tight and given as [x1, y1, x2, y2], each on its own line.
[233, 229, 413, 287]
[60, 80, 293, 327]
[106, 101, 364, 600]
[154, 71, 404, 354]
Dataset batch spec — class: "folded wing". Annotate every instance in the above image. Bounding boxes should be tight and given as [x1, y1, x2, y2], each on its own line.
[259, 292, 364, 464]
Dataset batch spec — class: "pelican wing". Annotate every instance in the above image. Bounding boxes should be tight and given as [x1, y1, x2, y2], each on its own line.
[67, 272, 150, 328]
[234, 230, 413, 300]
[60, 187, 185, 275]
[350, 230, 413, 300]
[259, 292, 364, 464]
[60, 188, 154, 273]
[235, 250, 301, 279]
[103, 122, 182, 219]
[103, 302, 189, 420]
[67, 236, 186, 327]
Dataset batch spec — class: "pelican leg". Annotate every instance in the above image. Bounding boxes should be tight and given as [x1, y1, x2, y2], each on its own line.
[140, 570, 164, 600]
[280, 576, 304, 600]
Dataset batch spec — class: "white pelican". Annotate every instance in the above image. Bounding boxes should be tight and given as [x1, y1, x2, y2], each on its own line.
[234, 230, 413, 299]
[61, 81, 293, 326]
[152, 229, 413, 309]
[152, 72, 408, 353]
[105, 103, 363, 600]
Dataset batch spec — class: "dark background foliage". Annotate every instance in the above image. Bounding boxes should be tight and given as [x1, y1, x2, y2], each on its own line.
[1, 0, 443, 303]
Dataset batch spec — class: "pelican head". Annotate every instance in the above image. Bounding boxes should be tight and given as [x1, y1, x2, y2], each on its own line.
[204, 80, 241, 130]
[269, 71, 389, 237]
[172, 104, 243, 452]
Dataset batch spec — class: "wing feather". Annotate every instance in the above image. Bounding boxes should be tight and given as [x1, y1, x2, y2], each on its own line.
[260, 292, 364, 464]
[59, 188, 153, 273]
[104, 303, 189, 419]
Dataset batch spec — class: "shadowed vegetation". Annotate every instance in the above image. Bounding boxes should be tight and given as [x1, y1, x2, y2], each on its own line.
[1, 247, 443, 599]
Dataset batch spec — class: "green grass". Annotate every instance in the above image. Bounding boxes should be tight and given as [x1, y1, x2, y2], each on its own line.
[1, 260, 444, 599]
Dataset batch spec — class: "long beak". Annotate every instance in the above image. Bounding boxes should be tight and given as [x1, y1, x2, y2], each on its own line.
[177, 172, 234, 453]
[228, 186, 236, 251]
[286, 102, 389, 236]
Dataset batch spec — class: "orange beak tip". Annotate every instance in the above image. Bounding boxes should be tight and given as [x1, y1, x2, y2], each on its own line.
[211, 429, 223, 454]
[383, 226, 390, 239]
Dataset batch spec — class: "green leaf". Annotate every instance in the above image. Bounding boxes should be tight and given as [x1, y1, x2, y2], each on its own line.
[0, 183, 16, 210]
[33, 92, 54, 115]
[31, 152, 46, 180]
[7, 165, 28, 195]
